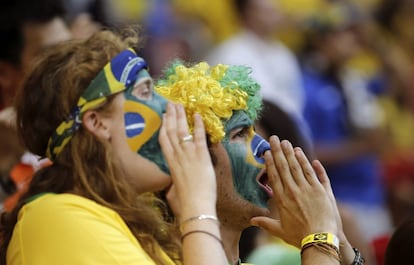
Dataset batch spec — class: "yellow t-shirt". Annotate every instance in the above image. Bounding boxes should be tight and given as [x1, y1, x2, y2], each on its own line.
[7, 193, 175, 265]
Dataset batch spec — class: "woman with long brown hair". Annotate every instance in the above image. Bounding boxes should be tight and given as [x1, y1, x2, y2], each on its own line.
[0, 29, 226, 265]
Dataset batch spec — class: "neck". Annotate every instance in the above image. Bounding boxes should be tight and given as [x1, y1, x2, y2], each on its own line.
[220, 223, 242, 265]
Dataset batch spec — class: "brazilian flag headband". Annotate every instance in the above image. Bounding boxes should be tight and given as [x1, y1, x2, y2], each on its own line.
[46, 49, 149, 161]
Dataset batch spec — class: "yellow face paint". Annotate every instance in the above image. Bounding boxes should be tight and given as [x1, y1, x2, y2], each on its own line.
[124, 100, 162, 152]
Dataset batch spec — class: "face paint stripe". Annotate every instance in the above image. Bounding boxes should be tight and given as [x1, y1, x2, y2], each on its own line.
[126, 123, 145, 130]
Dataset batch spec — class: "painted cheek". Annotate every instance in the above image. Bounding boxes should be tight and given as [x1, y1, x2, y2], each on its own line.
[123, 100, 162, 152]
[245, 133, 270, 168]
[224, 142, 269, 207]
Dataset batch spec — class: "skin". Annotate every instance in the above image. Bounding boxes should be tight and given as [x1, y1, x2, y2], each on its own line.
[119, 74, 273, 264]
[83, 73, 171, 193]
[84, 93, 228, 264]
[123, 77, 169, 173]
[85, 79, 171, 194]
[161, 105, 354, 265]
[222, 110, 270, 208]
[89, 62, 354, 265]
[159, 103, 228, 265]
[212, 110, 273, 264]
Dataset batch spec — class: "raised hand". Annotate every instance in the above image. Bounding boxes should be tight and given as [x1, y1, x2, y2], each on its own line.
[250, 136, 339, 248]
[159, 103, 217, 221]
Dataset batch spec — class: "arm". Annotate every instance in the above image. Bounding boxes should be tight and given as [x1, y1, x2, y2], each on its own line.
[250, 136, 358, 265]
[159, 103, 228, 265]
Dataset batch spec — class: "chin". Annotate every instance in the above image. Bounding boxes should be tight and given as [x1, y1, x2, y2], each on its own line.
[217, 194, 269, 229]
[146, 173, 171, 193]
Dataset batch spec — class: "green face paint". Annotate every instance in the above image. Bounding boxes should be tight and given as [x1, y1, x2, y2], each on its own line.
[222, 111, 270, 208]
[123, 77, 169, 173]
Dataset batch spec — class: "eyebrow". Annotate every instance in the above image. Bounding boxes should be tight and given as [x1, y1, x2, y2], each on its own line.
[226, 116, 253, 132]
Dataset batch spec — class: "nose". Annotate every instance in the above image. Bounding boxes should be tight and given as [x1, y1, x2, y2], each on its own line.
[252, 134, 270, 159]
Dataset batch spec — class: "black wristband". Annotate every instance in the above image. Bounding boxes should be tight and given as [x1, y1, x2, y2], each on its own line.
[351, 247, 365, 265]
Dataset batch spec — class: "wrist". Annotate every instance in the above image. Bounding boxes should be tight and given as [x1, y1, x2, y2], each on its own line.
[301, 232, 340, 250]
[301, 232, 341, 263]
[180, 205, 217, 224]
[339, 239, 355, 265]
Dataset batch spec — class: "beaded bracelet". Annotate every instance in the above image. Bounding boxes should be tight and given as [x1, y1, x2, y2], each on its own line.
[351, 247, 365, 265]
[179, 214, 219, 232]
[301, 242, 342, 263]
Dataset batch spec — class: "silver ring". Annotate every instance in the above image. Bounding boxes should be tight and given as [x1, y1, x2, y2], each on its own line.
[180, 134, 193, 144]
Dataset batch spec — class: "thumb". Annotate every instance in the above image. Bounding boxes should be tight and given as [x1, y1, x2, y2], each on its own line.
[165, 185, 181, 219]
[250, 216, 283, 237]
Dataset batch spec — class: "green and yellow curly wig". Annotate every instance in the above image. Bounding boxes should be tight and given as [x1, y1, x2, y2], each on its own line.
[155, 61, 262, 143]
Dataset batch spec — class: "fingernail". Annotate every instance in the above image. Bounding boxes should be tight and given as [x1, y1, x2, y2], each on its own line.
[294, 147, 302, 153]
[270, 135, 279, 143]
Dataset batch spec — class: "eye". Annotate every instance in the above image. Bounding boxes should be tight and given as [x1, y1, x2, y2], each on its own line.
[229, 126, 252, 143]
[131, 79, 153, 100]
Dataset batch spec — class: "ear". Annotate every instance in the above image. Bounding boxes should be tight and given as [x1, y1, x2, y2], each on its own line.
[82, 110, 111, 140]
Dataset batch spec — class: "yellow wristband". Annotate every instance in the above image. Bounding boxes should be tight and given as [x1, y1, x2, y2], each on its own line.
[301, 232, 340, 249]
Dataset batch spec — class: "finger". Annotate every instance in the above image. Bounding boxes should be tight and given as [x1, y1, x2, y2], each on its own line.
[312, 160, 334, 196]
[160, 115, 182, 178]
[281, 141, 306, 186]
[159, 113, 173, 156]
[165, 185, 181, 219]
[164, 103, 183, 155]
[272, 139, 297, 191]
[192, 113, 208, 152]
[294, 147, 319, 185]
[264, 150, 283, 201]
[263, 135, 284, 194]
[176, 104, 191, 139]
[250, 216, 283, 238]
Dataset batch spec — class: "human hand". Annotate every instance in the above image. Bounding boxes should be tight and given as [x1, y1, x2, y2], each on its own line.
[159, 103, 217, 221]
[250, 136, 339, 248]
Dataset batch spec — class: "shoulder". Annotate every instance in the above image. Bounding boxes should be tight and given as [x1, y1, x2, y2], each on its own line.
[20, 193, 116, 220]
[17, 193, 127, 235]
[8, 193, 160, 264]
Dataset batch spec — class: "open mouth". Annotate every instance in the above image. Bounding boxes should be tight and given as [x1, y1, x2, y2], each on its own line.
[256, 169, 273, 197]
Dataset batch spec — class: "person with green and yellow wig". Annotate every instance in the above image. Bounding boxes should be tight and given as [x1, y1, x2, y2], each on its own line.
[155, 61, 361, 265]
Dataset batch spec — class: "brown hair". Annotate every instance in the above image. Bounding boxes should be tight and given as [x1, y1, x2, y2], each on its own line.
[0, 29, 181, 265]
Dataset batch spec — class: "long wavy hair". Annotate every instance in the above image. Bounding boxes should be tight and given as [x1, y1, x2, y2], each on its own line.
[0, 29, 181, 265]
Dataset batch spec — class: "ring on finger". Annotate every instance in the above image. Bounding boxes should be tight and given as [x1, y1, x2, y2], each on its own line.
[180, 134, 193, 144]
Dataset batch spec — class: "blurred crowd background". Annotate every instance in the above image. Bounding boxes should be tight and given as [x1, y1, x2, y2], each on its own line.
[2, 0, 414, 265]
